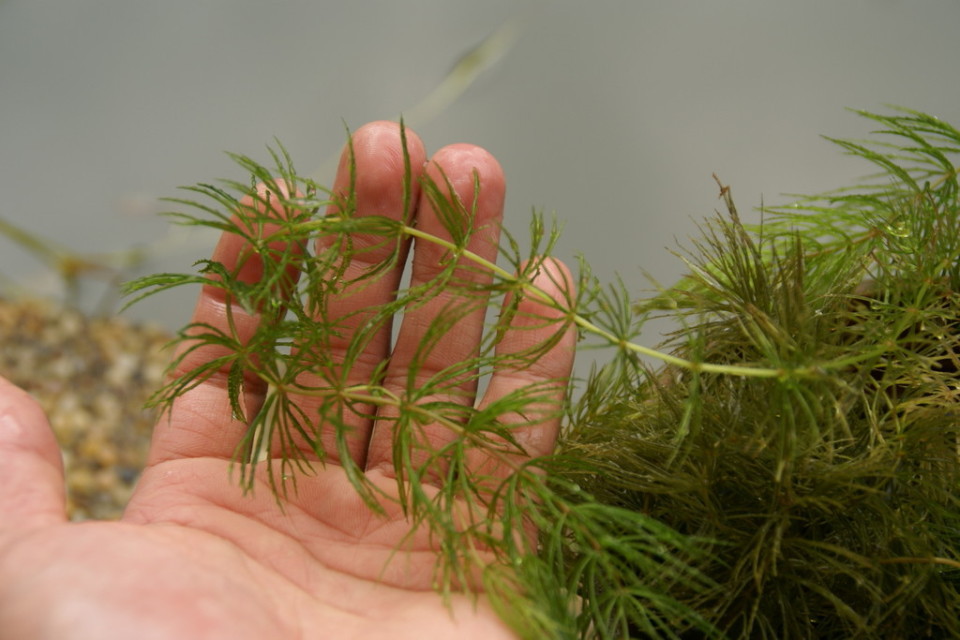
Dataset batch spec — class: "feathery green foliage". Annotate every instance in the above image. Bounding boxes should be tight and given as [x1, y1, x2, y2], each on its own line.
[123, 126, 718, 639]
[126, 108, 960, 638]
[565, 107, 960, 638]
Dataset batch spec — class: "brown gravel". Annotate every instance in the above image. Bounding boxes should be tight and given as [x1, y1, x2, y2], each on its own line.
[0, 297, 171, 520]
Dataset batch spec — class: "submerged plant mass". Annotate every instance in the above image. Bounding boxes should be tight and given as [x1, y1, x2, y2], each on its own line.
[568, 108, 960, 638]
[126, 108, 960, 639]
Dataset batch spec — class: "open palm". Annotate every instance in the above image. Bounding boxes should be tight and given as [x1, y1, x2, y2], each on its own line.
[0, 122, 575, 639]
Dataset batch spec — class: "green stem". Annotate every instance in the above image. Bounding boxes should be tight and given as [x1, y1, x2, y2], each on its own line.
[400, 224, 880, 381]
[281, 213, 889, 381]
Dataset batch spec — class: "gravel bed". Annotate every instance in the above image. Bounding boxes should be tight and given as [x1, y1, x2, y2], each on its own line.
[0, 297, 171, 520]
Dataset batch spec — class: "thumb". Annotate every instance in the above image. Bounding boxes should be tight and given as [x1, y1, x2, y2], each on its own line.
[0, 376, 66, 534]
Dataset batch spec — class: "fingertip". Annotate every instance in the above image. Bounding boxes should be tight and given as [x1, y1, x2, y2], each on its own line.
[413, 143, 506, 271]
[0, 377, 66, 531]
[334, 121, 428, 204]
[352, 120, 427, 162]
[428, 142, 503, 174]
[424, 143, 506, 213]
[527, 257, 575, 315]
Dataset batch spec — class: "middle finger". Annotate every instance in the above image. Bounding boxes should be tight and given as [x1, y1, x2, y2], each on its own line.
[365, 143, 506, 474]
[289, 121, 427, 466]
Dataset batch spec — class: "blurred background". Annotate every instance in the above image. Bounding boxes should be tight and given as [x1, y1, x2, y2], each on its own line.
[2, 0, 960, 374]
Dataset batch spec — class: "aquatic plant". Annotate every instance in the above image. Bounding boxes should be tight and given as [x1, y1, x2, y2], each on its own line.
[126, 108, 960, 638]
[567, 107, 960, 638]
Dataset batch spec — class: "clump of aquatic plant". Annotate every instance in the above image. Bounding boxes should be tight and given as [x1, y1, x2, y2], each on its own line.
[564, 107, 960, 638]
[125, 108, 960, 639]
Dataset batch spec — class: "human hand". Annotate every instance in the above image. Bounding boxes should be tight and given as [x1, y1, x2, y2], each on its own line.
[0, 121, 575, 639]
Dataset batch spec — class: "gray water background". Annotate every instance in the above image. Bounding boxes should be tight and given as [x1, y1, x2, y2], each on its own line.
[2, 0, 960, 376]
